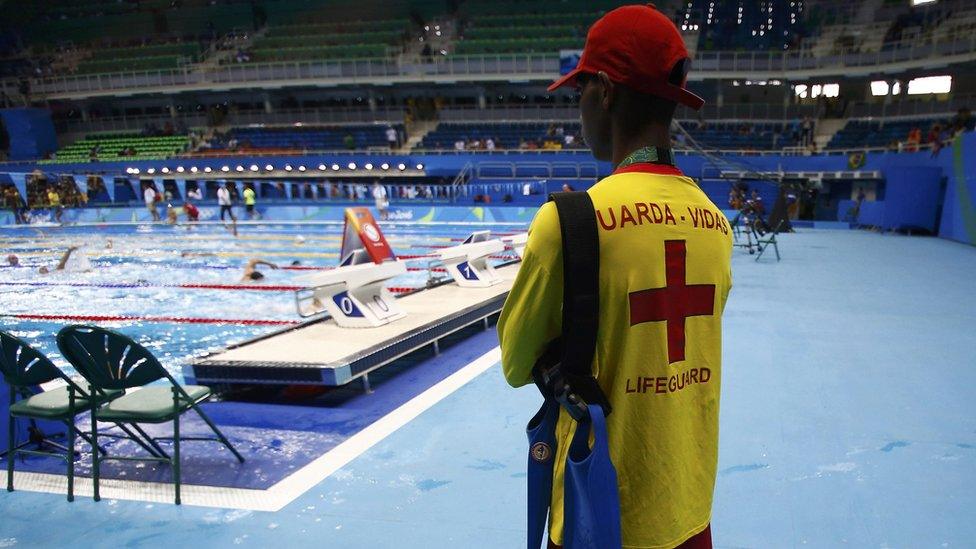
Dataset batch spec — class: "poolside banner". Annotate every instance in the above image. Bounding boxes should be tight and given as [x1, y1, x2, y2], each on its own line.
[8, 172, 27, 203]
[72, 174, 88, 197]
[283, 181, 292, 200]
[174, 179, 187, 202]
[152, 177, 164, 192]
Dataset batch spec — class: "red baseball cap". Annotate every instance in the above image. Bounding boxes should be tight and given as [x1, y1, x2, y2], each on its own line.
[548, 4, 704, 110]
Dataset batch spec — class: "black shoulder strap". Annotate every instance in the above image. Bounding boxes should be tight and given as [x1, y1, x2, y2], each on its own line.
[532, 191, 611, 419]
[550, 192, 600, 376]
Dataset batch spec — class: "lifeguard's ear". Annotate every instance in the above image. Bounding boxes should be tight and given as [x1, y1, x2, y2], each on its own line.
[596, 71, 614, 111]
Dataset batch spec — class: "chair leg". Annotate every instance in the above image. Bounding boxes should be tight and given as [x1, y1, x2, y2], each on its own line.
[74, 429, 107, 456]
[173, 413, 181, 505]
[6, 413, 14, 493]
[115, 423, 168, 459]
[192, 404, 244, 463]
[91, 413, 100, 502]
[66, 420, 75, 502]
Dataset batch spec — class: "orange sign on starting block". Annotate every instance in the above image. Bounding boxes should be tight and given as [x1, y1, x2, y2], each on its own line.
[340, 207, 396, 264]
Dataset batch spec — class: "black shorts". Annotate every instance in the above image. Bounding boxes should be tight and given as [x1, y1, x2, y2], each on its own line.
[246, 204, 255, 213]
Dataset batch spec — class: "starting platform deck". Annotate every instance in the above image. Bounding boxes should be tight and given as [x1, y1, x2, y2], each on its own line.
[188, 263, 519, 388]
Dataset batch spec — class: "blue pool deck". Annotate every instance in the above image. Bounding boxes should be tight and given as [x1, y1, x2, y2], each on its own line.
[0, 228, 974, 548]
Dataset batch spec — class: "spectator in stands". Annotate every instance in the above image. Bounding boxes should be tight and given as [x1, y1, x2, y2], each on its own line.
[906, 126, 922, 152]
[929, 124, 944, 158]
[801, 117, 814, 147]
[343, 134, 355, 150]
[143, 183, 160, 222]
[372, 182, 389, 220]
[217, 181, 236, 222]
[486, 137, 496, 151]
[561, 183, 575, 192]
[243, 183, 258, 219]
[454, 138, 466, 151]
[386, 126, 399, 149]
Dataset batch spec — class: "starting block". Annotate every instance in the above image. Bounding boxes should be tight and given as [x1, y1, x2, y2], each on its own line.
[438, 231, 505, 288]
[502, 232, 528, 259]
[295, 252, 407, 327]
[294, 206, 407, 327]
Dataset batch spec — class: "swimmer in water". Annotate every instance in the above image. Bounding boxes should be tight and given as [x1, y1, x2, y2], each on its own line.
[33, 246, 81, 274]
[180, 251, 217, 258]
[241, 258, 278, 282]
[6, 254, 19, 267]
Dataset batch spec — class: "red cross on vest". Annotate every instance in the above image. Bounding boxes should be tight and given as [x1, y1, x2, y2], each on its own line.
[628, 240, 716, 364]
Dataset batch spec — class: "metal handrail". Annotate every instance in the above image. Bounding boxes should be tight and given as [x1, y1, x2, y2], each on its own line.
[5, 34, 974, 98]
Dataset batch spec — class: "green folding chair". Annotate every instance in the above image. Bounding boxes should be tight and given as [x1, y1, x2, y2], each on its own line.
[56, 325, 244, 505]
[1, 330, 162, 502]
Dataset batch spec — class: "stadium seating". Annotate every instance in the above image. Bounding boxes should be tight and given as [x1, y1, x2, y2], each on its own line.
[419, 122, 584, 150]
[242, 17, 410, 63]
[680, 122, 785, 151]
[827, 119, 951, 150]
[46, 133, 191, 163]
[71, 43, 201, 74]
[204, 125, 403, 151]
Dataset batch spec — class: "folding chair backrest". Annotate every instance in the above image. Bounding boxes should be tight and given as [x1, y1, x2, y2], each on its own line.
[0, 330, 64, 388]
[56, 325, 165, 391]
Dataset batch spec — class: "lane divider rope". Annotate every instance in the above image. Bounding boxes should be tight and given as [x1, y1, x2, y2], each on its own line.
[0, 281, 425, 293]
[5, 313, 301, 326]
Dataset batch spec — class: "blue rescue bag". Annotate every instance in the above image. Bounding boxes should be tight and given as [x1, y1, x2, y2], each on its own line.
[525, 192, 621, 549]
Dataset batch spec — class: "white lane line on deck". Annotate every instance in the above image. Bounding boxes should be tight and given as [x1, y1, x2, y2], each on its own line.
[262, 345, 501, 511]
[0, 346, 501, 511]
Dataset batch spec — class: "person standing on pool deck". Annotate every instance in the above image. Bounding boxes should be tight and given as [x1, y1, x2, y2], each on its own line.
[497, 6, 732, 549]
[243, 183, 258, 220]
[47, 186, 63, 223]
[217, 181, 236, 222]
[372, 181, 389, 220]
[144, 183, 160, 222]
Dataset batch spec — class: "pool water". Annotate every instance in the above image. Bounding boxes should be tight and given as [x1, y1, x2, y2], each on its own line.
[0, 222, 527, 379]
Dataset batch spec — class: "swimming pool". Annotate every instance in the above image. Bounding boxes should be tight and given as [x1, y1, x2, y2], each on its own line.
[0, 221, 527, 380]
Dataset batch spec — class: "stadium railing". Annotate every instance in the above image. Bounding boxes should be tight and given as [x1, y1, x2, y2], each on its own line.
[6, 35, 974, 99]
[54, 107, 407, 135]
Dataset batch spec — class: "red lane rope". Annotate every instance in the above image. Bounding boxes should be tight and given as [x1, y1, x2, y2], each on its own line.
[0, 281, 426, 293]
[387, 286, 419, 293]
[8, 313, 300, 326]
